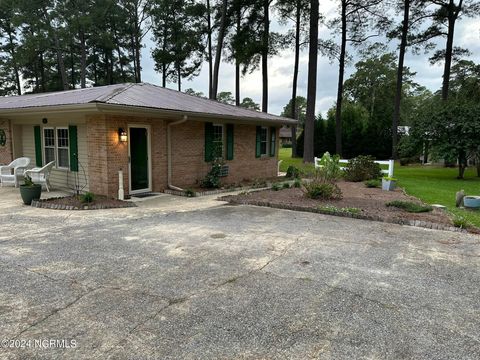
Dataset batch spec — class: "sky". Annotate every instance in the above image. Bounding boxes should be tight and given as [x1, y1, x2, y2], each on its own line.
[140, 1, 480, 117]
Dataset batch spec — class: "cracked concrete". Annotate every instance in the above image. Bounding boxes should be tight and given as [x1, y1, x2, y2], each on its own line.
[0, 187, 479, 359]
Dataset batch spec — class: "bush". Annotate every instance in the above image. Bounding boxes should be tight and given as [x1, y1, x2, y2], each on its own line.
[344, 155, 382, 182]
[293, 179, 301, 188]
[399, 156, 421, 166]
[286, 165, 301, 179]
[364, 179, 381, 188]
[316, 152, 342, 181]
[303, 180, 342, 200]
[184, 188, 196, 197]
[271, 183, 281, 191]
[201, 160, 222, 189]
[282, 182, 291, 189]
[80, 192, 95, 204]
[453, 215, 470, 229]
[386, 200, 433, 213]
[282, 143, 292, 148]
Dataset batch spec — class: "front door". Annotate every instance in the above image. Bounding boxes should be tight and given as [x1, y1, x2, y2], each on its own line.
[129, 126, 151, 193]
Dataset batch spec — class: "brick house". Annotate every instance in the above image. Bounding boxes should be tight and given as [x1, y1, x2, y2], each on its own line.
[0, 83, 296, 197]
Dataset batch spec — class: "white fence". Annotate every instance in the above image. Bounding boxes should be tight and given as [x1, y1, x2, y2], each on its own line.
[314, 158, 394, 177]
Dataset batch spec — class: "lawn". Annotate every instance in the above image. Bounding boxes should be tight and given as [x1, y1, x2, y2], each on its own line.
[279, 148, 480, 228]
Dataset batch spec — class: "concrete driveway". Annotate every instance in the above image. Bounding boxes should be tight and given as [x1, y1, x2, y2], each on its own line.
[0, 188, 479, 359]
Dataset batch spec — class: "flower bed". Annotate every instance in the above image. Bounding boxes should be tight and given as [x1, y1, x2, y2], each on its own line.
[31, 196, 136, 210]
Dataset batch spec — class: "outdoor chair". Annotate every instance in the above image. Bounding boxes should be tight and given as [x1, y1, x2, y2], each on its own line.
[24, 161, 55, 192]
[0, 157, 31, 188]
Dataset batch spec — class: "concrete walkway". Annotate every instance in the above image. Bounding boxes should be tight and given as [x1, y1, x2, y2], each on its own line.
[0, 187, 479, 359]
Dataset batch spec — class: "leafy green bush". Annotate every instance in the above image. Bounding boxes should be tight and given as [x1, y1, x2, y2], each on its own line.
[316, 152, 342, 181]
[80, 192, 95, 204]
[282, 143, 292, 148]
[252, 178, 267, 188]
[286, 165, 301, 179]
[201, 160, 222, 189]
[271, 183, 281, 191]
[282, 182, 291, 189]
[303, 181, 342, 200]
[184, 188, 196, 197]
[364, 179, 381, 188]
[344, 155, 382, 182]
[293, 179, 301, 188]
[453, 215, 469, 229]
[399, 156, 421, 166]
[386, 200, 433, 213]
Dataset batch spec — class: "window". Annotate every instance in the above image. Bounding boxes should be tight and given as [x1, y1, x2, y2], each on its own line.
[212, 124, 224, 158]
[43, 127, 69, 169]
[260, 127, 268, 156]
[43, 128, 55, 165]
[56, 128, 69, 168]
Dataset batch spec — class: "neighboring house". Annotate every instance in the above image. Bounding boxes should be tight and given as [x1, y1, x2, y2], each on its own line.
[0, 83, 296, 197]
[279, 126, 292, 144]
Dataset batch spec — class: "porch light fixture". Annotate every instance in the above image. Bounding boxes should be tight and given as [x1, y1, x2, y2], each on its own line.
[118, 128, 127, 143]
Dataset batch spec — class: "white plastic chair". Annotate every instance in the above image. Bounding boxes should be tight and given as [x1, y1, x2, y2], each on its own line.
[24, 161, 55, 192]
[0, 157, 31, 188]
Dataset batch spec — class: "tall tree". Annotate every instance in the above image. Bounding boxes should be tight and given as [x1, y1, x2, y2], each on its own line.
[276, 0, 310, 157]
[303, 0, 319, 163]
[212, 0, 228, 99]
[0, 0, 22, 95]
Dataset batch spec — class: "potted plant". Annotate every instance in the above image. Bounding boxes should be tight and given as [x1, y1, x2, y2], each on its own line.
[19, 175, 42, 205]
[382, 176, 397, 191]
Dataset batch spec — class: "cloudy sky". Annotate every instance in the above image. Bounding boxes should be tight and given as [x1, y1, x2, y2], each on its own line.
[141, 1, 480, 117]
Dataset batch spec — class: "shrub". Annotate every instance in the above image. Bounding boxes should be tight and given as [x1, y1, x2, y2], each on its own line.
[286, 165, 301, 179]
[364, 179, 381, 188]
[201, 160, 222, 189]
[252, 178, 267, 188]
[271, 183, 281, 191]
[303, 180, 342, 200]
[317, 152, 342, 181]
[184, 188, 196, 197]
[80, 192, 95, 204]
[344, 155, 382, 182]
[282, 182, 291, 189]
[282, 143, 292, 148]
[399, 156, 421, 166]
[386, 200, 433, 213]
[293, 179, 301, 188]
[453, 216, 469, 229]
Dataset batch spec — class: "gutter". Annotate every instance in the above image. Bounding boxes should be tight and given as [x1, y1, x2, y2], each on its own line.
[167, 115, 188, 191]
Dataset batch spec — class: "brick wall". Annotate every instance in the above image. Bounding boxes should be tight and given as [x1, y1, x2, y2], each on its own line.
[0, 119, 13, 165]
[86, 115, 278, 197]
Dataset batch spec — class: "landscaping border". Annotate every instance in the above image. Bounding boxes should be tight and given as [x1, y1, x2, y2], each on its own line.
[31, 198, 137, 210]
[164, 186, 271, 197]
[223, 197, 467, 233]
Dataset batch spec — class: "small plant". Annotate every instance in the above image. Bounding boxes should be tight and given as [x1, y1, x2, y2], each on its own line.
[252, 178, 267, 188]
[80, 192, 95, 204]
[282, 182, 291, 189]
[364, 179, 381, 188]
[184, 188, 196, 197]
[293, 179, 301, 188]
[271, 183, 281, 191]
[286, 165, 301, 179]
[383, 176, 398, 182]
[453, 215, 469, 229]
[344, 155, 382, 182]
[386, 200, 433, 213]
[201, 160, 222, 189]
[23, 175, 35, 187]
[317, 152, 342, 181]
[303, 181, 342, 200]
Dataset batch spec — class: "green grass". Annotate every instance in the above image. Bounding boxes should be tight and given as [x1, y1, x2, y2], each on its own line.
[386, 200, 433, 213]
[279, 148, 480, 227]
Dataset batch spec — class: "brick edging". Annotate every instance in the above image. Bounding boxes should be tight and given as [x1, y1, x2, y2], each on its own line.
[224, 198, 467, 233]
[31, 198, 137, 210]
[164, 186, 271, 197]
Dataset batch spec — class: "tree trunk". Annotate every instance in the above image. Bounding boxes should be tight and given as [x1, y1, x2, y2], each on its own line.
[392, 0, 410, 159]
[39, 53, 46, 92]
[177, 61, 181, 92]
[261, 0, 270, 113]
[53, 32, 69, 90]
[207, 0, 214, 99]
[235, 6, 241, 106]
[441, 3, 457, 102]
[458, 150, 467, 179]
[290, 0, 301, 158]
[79, 29, 87, 88]
[304, 0, 319, 163]
[212, 0, 228, 100]
[334, 0, 347, 157]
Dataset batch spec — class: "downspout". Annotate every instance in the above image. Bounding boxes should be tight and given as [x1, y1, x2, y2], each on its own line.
[167, 115, 188, 191]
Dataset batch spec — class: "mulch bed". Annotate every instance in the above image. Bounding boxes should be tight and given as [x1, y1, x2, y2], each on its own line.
[32, 196, 136, 210]
[220, 181, 474, 233]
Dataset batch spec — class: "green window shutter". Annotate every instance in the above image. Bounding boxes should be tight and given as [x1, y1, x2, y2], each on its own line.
[269, 127, 276, 157]
[255, 126, 261, 158]
[205, 122, 214, 162]
[34, 126, 42, 167]
[226, 124, 234, 160]
[69, 125, 78, 172]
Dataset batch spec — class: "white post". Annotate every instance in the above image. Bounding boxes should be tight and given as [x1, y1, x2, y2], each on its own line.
[388, 160, 394, 177]
[118, 170, 124, 200]
[314, 157, 318, 168]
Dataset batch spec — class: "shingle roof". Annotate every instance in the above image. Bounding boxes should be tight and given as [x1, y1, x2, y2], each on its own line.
[0, 83, 296, 124]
